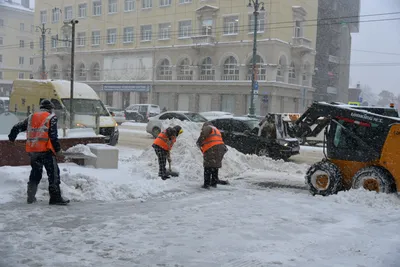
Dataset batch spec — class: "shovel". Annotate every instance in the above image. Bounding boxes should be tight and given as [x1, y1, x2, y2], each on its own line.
[167, 158, 179, 177]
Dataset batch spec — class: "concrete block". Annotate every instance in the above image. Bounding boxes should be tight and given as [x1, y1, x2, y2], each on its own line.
[84, 143, 119, 169]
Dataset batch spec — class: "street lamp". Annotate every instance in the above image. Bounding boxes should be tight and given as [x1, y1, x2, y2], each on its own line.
[60, 20, 79, 129]
[247, 0, 265, 117]
[35, 24, 51, 79]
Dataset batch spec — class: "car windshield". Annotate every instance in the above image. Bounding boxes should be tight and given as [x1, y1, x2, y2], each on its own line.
[62, 99, 109, 116]
[243, 120, 260, 130]
[184, 113, 208, 122]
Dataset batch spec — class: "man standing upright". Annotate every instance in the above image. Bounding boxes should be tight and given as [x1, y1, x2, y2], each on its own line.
[8, 99, 69, 205]
[196, 122, 228, 189]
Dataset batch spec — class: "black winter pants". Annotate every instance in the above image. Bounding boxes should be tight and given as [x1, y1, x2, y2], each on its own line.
[29, 152, 60, 188]
[204, 167, 219, 186]
[153, 144, 168, 177]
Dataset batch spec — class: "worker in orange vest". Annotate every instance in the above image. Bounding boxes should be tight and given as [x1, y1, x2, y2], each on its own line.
[152, 125, 183, 180]
[196, 122, 229, 189]
[8, 99, 69, 205]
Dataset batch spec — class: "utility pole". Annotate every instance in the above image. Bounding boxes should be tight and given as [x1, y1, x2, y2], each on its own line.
[57, 19, 79, 129]
[247, 0, 264, 117]
[36, 24, 51, 79]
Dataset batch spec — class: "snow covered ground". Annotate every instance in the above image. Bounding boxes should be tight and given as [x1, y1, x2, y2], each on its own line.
[1, 120, 400, 267]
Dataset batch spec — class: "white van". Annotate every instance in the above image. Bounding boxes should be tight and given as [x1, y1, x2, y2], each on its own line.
[9, 79, 119, 145]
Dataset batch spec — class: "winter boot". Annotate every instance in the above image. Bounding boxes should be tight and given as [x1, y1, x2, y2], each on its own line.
[48, 185, 70, 205]
[201, 184, 210, 189]
[161, 175, 171, 180]
[27, 182, 38, 204]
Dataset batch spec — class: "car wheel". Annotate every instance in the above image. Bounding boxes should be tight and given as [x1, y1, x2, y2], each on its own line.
[352, 166, 396, 193]
[305, 160, 342, 196]
[256, 145, 269, 157]
[152, 127, 161, 138]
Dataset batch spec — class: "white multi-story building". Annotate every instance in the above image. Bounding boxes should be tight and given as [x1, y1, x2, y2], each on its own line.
[0, 0, 34, 96]
[34, 0, 317, 115]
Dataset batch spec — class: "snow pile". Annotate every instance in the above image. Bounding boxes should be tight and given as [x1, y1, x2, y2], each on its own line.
[65, 144, 96, 158]
[132, 119, 308, 181]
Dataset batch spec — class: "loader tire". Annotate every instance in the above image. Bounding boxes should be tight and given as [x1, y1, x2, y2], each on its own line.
[352, 167, 396, 193]
[305, 160, 342, 196]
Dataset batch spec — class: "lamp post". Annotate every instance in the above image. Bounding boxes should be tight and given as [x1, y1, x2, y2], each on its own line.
[35, 24, 51, 79]
[59, 20, 79, 129]
[247, 0, 264, 117]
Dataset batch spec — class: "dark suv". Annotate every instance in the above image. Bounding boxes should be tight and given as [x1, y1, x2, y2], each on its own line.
[210, 117, 300, 161]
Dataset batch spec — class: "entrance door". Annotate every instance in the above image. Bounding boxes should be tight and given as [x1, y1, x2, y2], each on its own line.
[199, 94, 211, 112]
[178, 94, 190, 111]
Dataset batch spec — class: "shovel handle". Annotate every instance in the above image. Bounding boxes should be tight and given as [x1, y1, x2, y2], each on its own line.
[168, 160, 172, 172]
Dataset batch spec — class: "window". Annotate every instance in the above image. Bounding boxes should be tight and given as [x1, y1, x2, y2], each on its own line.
[0, 19, 3, 27]
[40, 10, 47, 23]
[78, 63, 86, 79]
[108, 0, 118, 13]
[30, 41, 34, 49]
[62, 34, 71, 47]
[30, 58, 34, 65]
[142, 0, 152, 9]
[178, 20, 192, 38]
[123, 27, 134, 43]
[294, 21, 302, 37]
[179, 0, 192, 3]
[124, 0, 134, 11]
[52, 8, 60, 23]
[222, 56, 239, 80]
[159, 23, 171, 40]
[247, 55, 266, 80]
[93, 1, 102, 16]
[19, 40, 24, 48]
[157, 59, 172, 80]
[107, 28, 117, 44]
[160, 0, 171, 6]
[288, 62, 296, 83]
[19, 57, 24, 65]
[248, 12, 265, 33]
[78, 4, 87, 18]
[141, 25, 152, 41]
[223, 16, 239, 35]
[51, 36, 57, 48]
[20, 23, 24, 31]
[92, 31, 100, 45]
[200, 57, 214, 80]
[65, 6, 73, 20]
[201, 19, 213, 35]
[77, 32, 86, 46]
[29, 74, 34, 79]
[0, 54, 2, 63]
[92, 63, 100, 79]
[18, 73, 24, 79]
[177, 58, 192, 80]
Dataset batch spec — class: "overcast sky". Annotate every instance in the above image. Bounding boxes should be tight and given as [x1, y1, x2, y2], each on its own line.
[350, 0, 400, 95]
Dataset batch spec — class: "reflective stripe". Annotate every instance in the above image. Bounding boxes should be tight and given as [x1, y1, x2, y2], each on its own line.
[27, 138, 50, 142]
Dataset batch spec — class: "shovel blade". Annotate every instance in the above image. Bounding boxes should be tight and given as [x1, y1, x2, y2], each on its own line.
[167, 170, 179, 177]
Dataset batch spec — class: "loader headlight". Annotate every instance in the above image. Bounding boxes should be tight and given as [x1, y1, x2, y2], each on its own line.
[76, 123, 86, 128]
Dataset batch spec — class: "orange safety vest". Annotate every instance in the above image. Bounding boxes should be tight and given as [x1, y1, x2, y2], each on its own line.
[153, 130, 176, 151]
[26, 111, 56, 154]
[201, 127, 224, 154]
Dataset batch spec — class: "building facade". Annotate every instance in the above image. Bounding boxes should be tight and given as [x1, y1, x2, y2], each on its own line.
[313, 0, 360, 103]
[33, 0, 317, 115]
[0, 0, 34, 97]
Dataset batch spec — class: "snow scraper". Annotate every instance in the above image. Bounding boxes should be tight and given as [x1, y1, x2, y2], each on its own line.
[167, 159, 179, 177]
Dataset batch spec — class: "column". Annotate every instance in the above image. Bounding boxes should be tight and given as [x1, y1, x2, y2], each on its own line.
[112, 92, 121, 108]
[239, 64, 247, 80]
[211, 94, 221, 111]
[214, 65, 221, 80]
[171, 66, 177, 80]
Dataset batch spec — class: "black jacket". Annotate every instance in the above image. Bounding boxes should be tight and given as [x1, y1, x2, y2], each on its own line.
[8, 110, 61, 153]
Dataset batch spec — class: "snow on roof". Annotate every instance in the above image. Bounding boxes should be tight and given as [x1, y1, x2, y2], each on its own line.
[0, 97, 9, 101]
[0, 1, 33, 13]
[51, 80, 99, 99]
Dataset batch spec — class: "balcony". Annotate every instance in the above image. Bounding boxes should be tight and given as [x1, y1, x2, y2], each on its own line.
[291, 37, 313, 54]
[328, 55, 340, 64]
[191, 35, 216, 47]
[199, 75, 215, 81]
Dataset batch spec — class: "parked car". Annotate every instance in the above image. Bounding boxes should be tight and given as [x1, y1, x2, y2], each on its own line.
[125, 104, 160, 122]
[105, 105, 126, 125]
[146, 111, 208, 138]
[0, 97, 9, 114]
[199, 111, 233, 120]
[210, 117, 300, 160]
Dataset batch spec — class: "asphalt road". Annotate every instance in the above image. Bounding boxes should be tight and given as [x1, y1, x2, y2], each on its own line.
[117, 124, 325, 165]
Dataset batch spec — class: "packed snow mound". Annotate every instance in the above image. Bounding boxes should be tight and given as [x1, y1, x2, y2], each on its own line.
[0, 165, 186, 204]
[133, 119, 308, 181]
[65, 144, 96, 158]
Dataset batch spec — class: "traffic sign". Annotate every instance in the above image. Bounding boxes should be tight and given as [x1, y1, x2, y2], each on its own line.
[253, 81, 258, 90]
